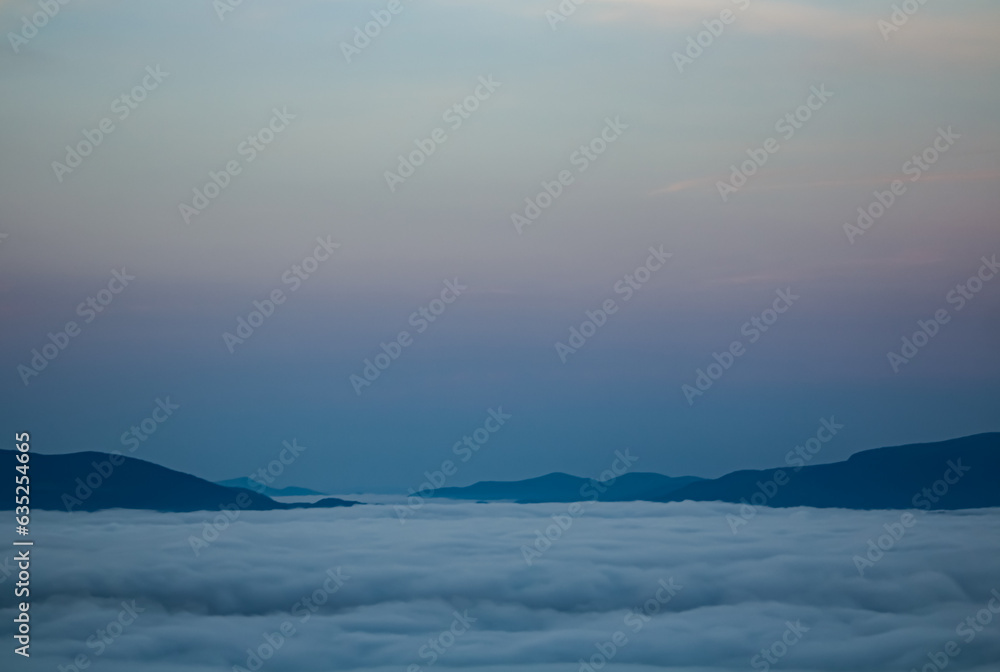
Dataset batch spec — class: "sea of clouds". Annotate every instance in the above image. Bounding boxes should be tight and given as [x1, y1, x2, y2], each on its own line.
[3, 501, 1000, 672]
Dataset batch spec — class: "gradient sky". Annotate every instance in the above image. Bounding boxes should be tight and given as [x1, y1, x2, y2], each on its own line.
[1, 0, 999, 492]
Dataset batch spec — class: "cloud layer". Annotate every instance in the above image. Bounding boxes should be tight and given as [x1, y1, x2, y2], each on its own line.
[4, 502, 1000, 671]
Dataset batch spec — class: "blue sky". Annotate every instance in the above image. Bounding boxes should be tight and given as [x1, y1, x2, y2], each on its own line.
[1, 0, 998, 491]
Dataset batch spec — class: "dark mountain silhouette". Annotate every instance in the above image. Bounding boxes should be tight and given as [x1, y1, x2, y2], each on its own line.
[428, 434, 999, 510]
[655, 433, 999, 510]
[216, 477, 326, 497]
[10, 434, 997, 513]
[430, 472, 702, 503]
[3, 450, 357, 512]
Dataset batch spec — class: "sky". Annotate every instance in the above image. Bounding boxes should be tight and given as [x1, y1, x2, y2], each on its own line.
[1, 0, 999, 493]
[5, 503, 1000, 671]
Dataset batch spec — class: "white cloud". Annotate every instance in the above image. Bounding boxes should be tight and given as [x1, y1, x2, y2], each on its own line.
[8, 503, 1000, 671]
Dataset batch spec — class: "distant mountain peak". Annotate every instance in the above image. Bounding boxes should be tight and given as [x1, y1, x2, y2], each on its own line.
[427, 434, 1000, 511]
[430, 471, 702, 503]
[216, 477, 326, 497]
[2, 450, 355, 513]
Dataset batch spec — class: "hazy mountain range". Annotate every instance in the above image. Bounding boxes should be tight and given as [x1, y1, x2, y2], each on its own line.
[3, 450, 356, 512]
[430, 433, 1000, 510]
[5, 433, 998, 512]
[430, 472, 702, 502]
[215, 477, 327, 497]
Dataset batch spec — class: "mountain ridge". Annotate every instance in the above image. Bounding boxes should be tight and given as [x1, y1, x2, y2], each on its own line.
[652, 432, 999, 510]
[427, 433, 1000, 510]
[430, 471, 702, 503]
[216, 477, 326, 497]
[3, 449, 357, 512]
[10, 433, 999, 512]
